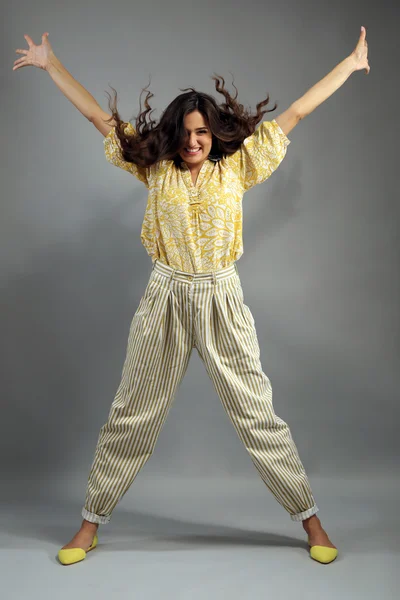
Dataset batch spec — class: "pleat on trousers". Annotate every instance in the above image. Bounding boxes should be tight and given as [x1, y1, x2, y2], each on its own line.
[82, 259, 319, 524]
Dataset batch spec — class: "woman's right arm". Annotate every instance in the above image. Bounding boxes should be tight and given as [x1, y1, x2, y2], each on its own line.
[47, 53, 116, 136]
[13, 33, 115, 137]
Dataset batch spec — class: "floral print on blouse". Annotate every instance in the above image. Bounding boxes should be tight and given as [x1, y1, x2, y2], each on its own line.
[104, 118, 290, 273]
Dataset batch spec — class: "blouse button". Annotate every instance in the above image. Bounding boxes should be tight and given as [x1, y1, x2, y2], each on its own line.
[189, 190, 200, 205]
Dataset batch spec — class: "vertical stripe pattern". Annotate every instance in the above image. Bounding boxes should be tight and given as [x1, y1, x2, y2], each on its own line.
[82, 260, 318, 524]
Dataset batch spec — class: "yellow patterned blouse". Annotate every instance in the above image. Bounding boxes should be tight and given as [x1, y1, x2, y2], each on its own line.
[104, 119, 290, 273]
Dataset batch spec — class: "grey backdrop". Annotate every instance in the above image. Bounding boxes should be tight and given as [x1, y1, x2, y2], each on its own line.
[2, 0, 399, 598]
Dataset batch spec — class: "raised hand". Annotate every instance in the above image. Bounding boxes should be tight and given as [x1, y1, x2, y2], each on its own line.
[13, 32, 54, 72]
[350, 26, 370, 75]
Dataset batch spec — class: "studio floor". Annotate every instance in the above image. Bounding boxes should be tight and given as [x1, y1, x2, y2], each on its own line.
[1, 474, 398, 599]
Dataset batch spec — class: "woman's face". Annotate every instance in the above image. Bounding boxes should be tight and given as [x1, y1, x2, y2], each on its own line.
[178, 110, 213, 167]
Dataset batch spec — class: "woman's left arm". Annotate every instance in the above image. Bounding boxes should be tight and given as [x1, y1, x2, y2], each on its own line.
[275, 26, 370, 136]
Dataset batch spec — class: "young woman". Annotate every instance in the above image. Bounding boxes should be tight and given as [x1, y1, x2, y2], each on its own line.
[13, 28, 369, 566]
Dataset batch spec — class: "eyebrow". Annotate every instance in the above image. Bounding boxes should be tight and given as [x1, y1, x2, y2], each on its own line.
[185, 127, 209, 131]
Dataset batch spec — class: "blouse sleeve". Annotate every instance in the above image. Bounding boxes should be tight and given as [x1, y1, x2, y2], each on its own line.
[227, 119, 291, 192]
[103, 122, 150, 188]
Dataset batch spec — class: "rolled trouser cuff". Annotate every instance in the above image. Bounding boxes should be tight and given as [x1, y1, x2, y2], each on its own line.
[81, 506, 111, 525]
[290, 504, 319, 522]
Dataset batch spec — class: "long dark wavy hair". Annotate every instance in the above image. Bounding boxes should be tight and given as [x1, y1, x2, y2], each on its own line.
[102, 73, 278, 169]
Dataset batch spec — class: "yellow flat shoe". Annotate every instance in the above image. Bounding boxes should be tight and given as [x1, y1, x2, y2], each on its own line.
[308, 541, 338, 564]
[58, 534, 98, 565]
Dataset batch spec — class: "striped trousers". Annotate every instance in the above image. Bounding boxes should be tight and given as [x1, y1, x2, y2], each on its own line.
[82, 259, 319, 524]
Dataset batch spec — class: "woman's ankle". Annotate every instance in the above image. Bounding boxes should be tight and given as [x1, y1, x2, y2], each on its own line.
[81, 518, 99, 530]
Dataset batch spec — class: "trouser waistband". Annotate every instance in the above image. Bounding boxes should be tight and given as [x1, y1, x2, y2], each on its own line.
[152, 259, 239, 285]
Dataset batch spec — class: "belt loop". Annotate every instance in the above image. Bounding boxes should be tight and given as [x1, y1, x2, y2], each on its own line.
[169, 267, 177, 291]
[212, 270, 217, 295]
[234, 262, 239, 276]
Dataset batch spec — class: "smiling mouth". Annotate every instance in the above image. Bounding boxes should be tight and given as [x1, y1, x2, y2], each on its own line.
[184, 148, 202, 154]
